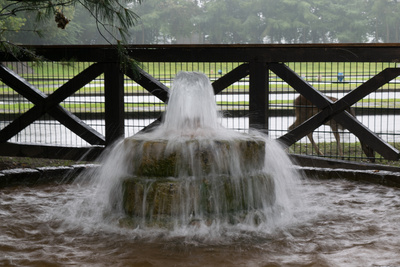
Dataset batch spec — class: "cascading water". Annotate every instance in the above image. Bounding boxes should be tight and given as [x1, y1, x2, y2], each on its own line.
[72, 71, 301, 231]
[5, 71, 400, 266]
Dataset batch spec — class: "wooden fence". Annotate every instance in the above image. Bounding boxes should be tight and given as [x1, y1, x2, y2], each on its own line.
[1, 44, 400, 162]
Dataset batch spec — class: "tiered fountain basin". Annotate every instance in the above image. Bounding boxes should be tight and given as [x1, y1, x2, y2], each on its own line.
[120, 136, 275, 226]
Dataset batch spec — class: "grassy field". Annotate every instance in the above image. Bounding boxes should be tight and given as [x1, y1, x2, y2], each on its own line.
[1, 96, 399, 114]
[1, 60, 397, 84]
[1, 61, 399, 112]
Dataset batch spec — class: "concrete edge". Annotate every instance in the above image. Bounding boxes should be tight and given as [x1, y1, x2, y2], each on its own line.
[0, 164, 100, 188]
[295, 166, 400, 188]
[290, 154, 400, 172]
[1, 162, 399, 189]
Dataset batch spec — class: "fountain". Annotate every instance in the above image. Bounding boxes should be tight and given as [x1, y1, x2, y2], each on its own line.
[82, 71, 299, 229]
[3, 72, 400, 266]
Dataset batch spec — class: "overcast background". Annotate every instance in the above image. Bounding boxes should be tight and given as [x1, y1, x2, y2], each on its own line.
[6, 0, 400, 45]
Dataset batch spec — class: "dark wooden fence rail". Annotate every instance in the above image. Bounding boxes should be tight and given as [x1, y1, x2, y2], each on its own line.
[1, 44, 400, 161]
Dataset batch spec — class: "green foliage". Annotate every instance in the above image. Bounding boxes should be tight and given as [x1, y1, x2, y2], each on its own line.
[0, 0, 142, 71]
[0, 1, 26, 34]
[128, 0, 400, 44]
[1, 0, 141, 43]
[2, 0, 400, 45]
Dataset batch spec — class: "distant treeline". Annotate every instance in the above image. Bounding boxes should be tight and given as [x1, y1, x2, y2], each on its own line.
[5, 0, 400, 45]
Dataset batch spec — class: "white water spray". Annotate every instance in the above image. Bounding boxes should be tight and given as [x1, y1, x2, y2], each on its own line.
[69, 71, 302, 233]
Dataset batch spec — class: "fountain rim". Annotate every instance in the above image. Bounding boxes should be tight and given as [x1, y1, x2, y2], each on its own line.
[1, 160, 400, 188]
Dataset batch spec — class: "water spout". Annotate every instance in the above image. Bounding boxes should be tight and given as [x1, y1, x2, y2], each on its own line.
[162, 71, 221, 134]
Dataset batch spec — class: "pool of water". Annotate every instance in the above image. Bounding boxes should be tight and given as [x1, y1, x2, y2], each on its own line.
[1, 178, 400, 266]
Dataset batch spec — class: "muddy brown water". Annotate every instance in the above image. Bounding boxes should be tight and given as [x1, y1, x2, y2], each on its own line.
[1, 178, 400, 266]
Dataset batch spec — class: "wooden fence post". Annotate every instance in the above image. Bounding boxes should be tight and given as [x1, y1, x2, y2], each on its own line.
[104, 62, 125, 145]
[249, 61, 269, 133]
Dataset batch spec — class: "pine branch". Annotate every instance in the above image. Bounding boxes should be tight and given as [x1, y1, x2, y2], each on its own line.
[76, 0, 142, 72]
[0, 0, 143, 72]
[0, 40, 43, 62]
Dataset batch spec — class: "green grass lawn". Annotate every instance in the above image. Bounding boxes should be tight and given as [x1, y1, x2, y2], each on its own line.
[2, 98, 399, 114]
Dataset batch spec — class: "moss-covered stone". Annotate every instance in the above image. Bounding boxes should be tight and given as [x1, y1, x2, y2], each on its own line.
[122, 177, 179, 217]
[121, 173, 275, 225]
[120, 136, 274, 228]
[123, 137, 266, 177]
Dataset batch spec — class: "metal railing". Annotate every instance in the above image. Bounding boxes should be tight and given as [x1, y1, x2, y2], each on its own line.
[0, 44, 399, 163]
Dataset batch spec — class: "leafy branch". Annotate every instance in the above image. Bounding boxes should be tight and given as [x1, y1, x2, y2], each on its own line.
[0, 0, 142, 70]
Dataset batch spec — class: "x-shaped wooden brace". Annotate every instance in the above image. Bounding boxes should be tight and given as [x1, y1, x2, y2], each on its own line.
[0, 63, 105, 145]
[272, 63, 400, 161]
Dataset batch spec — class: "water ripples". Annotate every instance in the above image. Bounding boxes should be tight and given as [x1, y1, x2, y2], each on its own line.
[1, 179, 400, 266]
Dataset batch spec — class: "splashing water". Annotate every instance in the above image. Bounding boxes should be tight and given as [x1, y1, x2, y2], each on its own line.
[4, 72, 400, 266]
[66, 71, 302, 235]
[162, 71, 222, 136]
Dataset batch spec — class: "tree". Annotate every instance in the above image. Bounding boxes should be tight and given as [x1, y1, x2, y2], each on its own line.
[0, 0, 27, 50]
[259, 0, 313, 43]
[126, 0, 164, 44]
[368, 0, 400, 42]
[201, 0, 263, 44]
[127, 0, 202, 44]
[160, 0, 201, 43]
[0, 0, 142, 62]
[6, 5, 79, 45]
[309, 0, 369, 43]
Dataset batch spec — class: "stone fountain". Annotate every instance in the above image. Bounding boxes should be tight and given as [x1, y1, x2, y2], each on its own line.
[105, 71, 294, 228]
